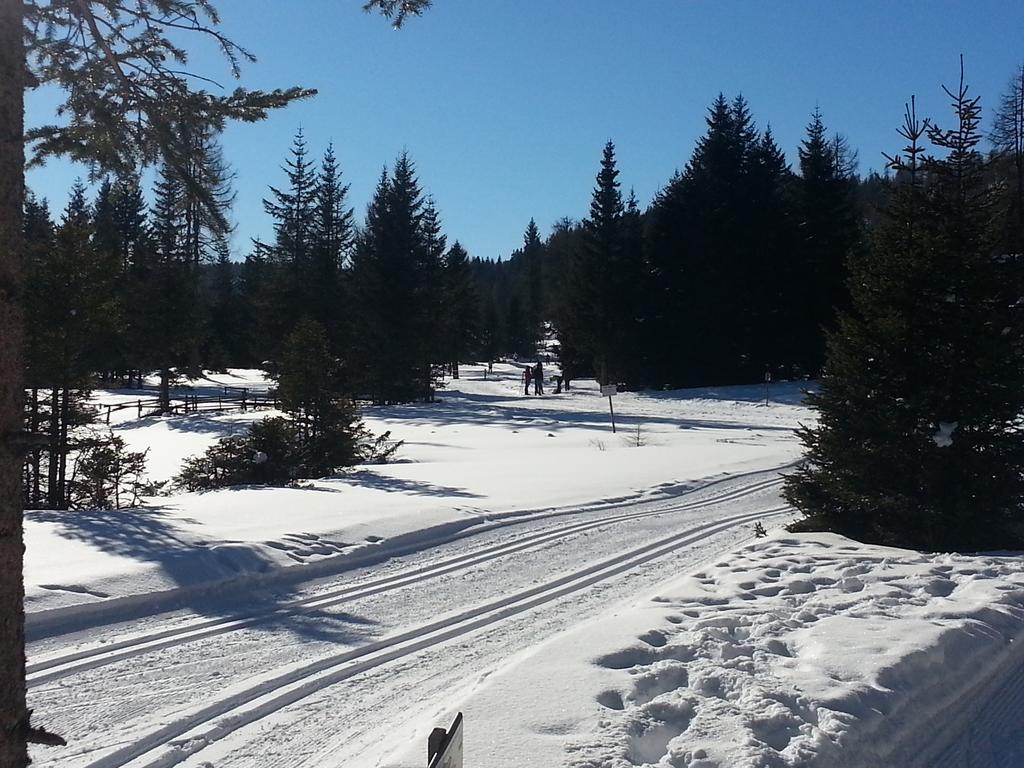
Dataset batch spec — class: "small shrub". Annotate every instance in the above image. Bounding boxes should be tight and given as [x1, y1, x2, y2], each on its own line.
[174, 417, 404, 491]
[753, 521, 768, 538]
[68, 432, 150, 509]
[175, 417, 303, 491]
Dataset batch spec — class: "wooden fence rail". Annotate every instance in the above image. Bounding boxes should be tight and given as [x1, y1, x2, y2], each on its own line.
[103, 390, 279, 424]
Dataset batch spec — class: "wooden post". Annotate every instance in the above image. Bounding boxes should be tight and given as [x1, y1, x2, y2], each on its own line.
[608, 395, 616, 434]
[137, 399, 142, 418]
[105, 405, 111, 425]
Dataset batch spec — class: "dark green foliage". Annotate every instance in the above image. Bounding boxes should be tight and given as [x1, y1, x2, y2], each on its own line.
[440, 241, 480, 378]
[790, 110, 860, 374]
[522, 218, 545, 335]
[22, 186, 114, 510]
[275, 318, 364, 475]
[67, 433, 150, 510]
[174, 417, 305, 491]
[785, 74, 1024, 552]
[349, 154, 444, 403]
[561, 142, 650, 386]
[25, 2, 315, 186]
[310, 143, 355, 349]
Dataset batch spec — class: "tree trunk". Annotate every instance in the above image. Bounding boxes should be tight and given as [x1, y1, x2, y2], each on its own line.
[28, 390, 38, 508]
[47, 389, 58, 507]
[57, 387, 68, 510]
[0, 0, 29, 762]
[159, 368, 170, 414]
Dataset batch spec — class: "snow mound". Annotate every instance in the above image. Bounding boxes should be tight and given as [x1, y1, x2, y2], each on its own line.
[567, 533, 1024, 767]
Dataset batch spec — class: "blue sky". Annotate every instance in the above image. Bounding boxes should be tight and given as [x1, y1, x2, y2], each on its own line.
[25, 0, 1024, 260]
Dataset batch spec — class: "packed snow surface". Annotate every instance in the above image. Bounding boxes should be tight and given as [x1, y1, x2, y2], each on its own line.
[26, 365, 1024, 768]
[24, 363, 804, 621]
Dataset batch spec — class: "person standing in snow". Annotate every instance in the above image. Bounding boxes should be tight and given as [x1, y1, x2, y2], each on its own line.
[534, 361, 544, 395]
[524, 365, 532, 395]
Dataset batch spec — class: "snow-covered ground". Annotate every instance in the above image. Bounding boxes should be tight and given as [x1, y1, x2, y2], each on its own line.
[25, 364, 803, 622]
[24, 364, 1024, 768]
[383, 533, 1024, 768]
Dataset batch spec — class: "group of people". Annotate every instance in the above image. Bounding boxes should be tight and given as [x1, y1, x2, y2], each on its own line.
[523, 361, 544, 395]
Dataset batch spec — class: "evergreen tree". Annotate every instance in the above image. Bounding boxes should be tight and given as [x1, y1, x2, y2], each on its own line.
[747, 126, 797, 374]
[263, 129, 318, 349]
[786, 77, 1024, 551]
[648, 94, 766, 384]
[276, 318, 364, 475]
[349, 154, 440, 403]
[992, 64, 1024, 278]
[146, 164, 201, 412]
[522, 218, 545, 335]
[95, 174, 151, 385]
[204, 252, 245, 368]
[792, 109, 860, 374]
[309, 143, 354, 345]
[440, 241, 479, 378]
[570, 140, 627, 385]
[21, 194, 54, 510]
[22, 184, 111, 509]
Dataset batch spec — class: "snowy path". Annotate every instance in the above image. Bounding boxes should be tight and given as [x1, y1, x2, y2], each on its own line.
[28, 468, 791, 768]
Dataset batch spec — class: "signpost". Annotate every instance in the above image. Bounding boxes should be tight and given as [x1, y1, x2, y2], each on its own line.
[428, 712, 463, 768]
[601, 383, 618, 433]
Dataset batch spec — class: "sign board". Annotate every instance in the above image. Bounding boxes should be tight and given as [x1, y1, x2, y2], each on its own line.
[600, 384, 617, 397]
[428, 712, 463, 768]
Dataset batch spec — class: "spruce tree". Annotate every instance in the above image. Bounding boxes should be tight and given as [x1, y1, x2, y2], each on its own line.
[646, 94, 762, 385]
[522, 218, 545, 337]
[440, 241, 479, 378]
[571, 140, 626, 385]
[22, 184, 110, 509]
[747, 126, 797, 374]
[992, 64, 1024, 280]
[309, 143, 354, 346]
[276, 318, 363, 475]
[349, 154, 440, 403]
[792, 109, 860, 374]
[786, 77, 1024, 551]
[263, 129, 318, 350]
[146, 164, 201, 412]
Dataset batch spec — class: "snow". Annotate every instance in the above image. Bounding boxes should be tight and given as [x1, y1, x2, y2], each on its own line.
[25, 364, 1024, 768]
[24, 364, 804, 624]
[380, 532, 1024, 768]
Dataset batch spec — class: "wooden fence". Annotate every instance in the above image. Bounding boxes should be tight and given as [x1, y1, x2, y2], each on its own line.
[103, 387, 279, 424]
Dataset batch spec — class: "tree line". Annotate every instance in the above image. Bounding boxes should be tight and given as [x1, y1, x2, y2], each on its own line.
[476, 95, 867, 388]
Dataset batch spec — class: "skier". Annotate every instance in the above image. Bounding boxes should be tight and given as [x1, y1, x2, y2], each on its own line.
[534, 361, 544, 395]
[524, 365, 532, 395]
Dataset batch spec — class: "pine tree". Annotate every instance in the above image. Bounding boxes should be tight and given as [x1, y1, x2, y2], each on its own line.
[309, 143, 354, 345]
[22, 184, 110, 509]
[522, 218, 545, 337]
[441, 241, 479, 378]
[276, 318, 364, 475]
[571, 141, 626, 385]
[646, 94, 763, 385]
[747, 125, 797, 374]
[145, 164, 201, 412]
[263, 129, 318, 349]
[349, 154, 439, 403]
[786, 75, 1024, 551]
[992, 64, 1024, 278]
[792, 109, 860, 374]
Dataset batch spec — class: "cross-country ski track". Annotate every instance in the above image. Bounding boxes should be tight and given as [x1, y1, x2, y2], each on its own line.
[27, 468, 785, 686]
[28, 466, 792, 768]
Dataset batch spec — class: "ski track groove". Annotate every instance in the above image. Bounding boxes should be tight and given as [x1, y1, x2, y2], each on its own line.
[29, 469, 786, 686]
[79, 503, 791, 768]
